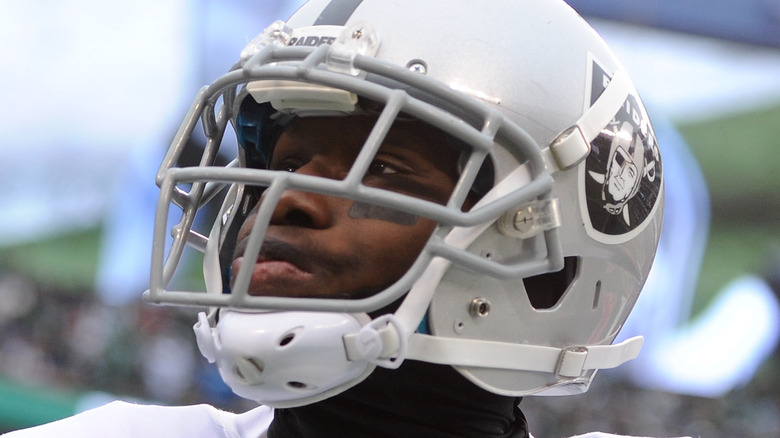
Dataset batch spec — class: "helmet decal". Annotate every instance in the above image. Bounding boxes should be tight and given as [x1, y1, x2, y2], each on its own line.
[582, 59, 662, 242]
[313, 0, 364, 26]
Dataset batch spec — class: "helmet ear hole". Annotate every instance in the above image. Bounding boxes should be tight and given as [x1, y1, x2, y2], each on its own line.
[523, 256, 578, 309]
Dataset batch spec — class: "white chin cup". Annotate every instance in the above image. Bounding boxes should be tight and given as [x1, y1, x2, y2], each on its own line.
[194, 310, 375, 407]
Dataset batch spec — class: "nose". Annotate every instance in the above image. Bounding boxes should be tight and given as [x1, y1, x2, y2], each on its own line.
[269, 187, 333, 229]
[267, 160, 339, 229]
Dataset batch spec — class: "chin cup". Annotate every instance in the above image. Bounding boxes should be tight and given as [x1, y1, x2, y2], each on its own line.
[193, 310, 377, 407]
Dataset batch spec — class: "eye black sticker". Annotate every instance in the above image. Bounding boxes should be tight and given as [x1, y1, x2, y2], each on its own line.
[582, 60, 662, 242]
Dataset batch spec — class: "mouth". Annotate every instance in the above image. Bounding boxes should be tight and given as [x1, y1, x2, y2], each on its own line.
[231, 237, 315, 296]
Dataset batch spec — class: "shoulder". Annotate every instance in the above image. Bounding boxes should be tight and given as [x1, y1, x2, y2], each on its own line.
[2, 401, 274, 438]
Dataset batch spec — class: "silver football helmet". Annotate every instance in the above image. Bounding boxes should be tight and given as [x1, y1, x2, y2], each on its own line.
[145, 0, 663, 407]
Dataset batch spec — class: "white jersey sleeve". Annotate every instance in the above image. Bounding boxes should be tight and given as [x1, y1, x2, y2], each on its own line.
[564, 434, 692, 438]
[2, 401, 274, 438]
[5, 403, 690, 438]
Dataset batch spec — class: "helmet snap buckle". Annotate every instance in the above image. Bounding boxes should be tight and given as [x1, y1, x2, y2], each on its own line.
[555, 346, 588, 378]
[345, 314, 408, 369]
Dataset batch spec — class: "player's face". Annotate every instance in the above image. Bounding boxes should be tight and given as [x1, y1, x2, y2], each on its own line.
[231, 115, 461, 298]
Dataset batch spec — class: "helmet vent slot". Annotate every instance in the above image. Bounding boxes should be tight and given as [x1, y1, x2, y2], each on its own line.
[279, 331, 298, 347]
[592, 281, 602, 309]
[523, 256, 578, 310]
[287, 381, 311, 390]
[233, 357, 265, 384]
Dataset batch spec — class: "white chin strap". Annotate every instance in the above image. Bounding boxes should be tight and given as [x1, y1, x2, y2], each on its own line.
[337, 306, 644, 380]
[405, 333, 644, 379]
[193, 304, 642, 407]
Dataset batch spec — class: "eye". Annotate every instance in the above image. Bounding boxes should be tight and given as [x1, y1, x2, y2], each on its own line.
[367, 160, 399, 176]
[272, 158, 302, 173]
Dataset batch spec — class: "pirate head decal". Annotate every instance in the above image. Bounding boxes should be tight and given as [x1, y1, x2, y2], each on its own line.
[582, 60, 662, 242]
[593, 120, 645, 218]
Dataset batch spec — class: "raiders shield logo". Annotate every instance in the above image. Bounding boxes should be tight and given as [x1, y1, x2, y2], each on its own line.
[581, 59, 662, 243]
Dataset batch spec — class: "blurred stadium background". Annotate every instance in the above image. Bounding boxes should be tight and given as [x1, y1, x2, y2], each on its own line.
[1, 1, 779, 436]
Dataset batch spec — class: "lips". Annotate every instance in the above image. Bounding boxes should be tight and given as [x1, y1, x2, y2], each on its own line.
[231, 236, 315, 296]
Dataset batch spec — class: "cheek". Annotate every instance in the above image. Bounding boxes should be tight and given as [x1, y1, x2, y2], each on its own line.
[235, 210, 259, 247]
[234, 214, 252, 246]
[236, 197, 264, 237]
[358, 219, 437, 272]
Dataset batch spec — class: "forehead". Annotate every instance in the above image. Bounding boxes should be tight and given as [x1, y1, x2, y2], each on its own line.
[275, 115, 461, 163]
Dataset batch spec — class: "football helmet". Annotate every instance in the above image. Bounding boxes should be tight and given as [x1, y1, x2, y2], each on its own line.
[145, 0, 663, 407]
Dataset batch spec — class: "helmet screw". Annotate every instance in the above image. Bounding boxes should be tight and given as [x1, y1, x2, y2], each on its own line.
[406, 60, 428, 74]
[469, 297, 491, 317]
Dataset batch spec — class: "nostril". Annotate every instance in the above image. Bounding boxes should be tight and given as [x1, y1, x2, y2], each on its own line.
[271, 188, 331, 229]
[283, 209, 315, 228]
